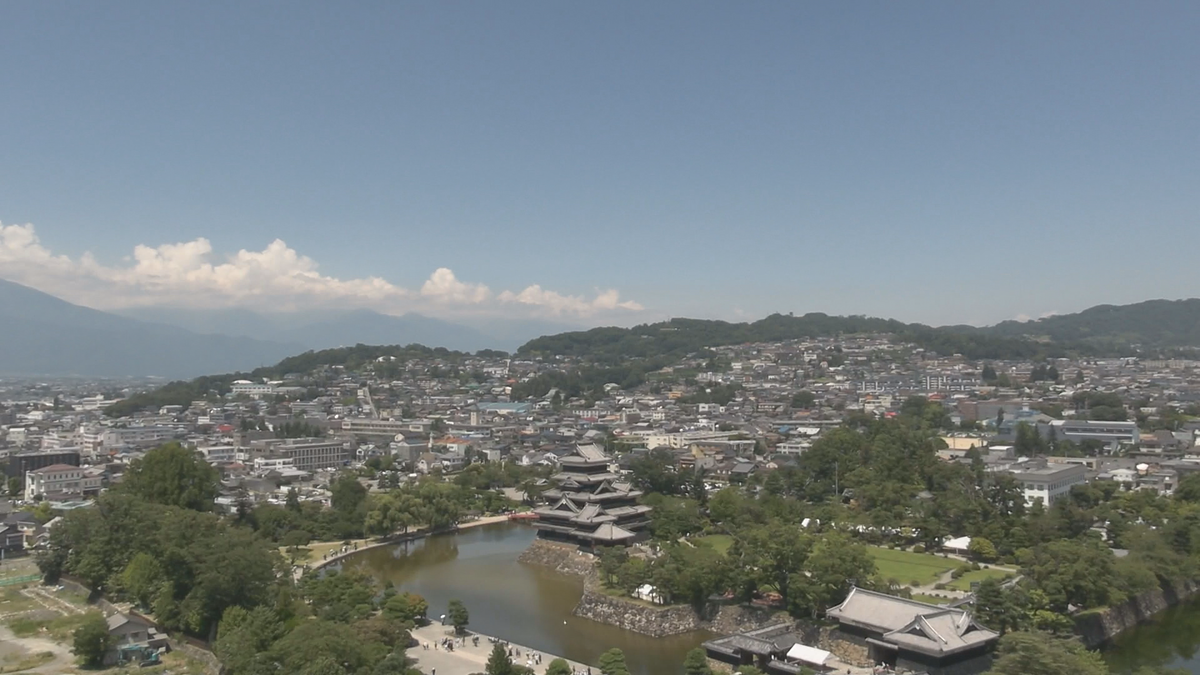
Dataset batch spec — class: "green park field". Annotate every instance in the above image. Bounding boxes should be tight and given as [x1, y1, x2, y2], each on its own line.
[869, 547, 959, 586]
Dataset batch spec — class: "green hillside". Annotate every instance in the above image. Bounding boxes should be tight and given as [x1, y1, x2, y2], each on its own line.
[517, 313, 1075, 363]
[985, 299, 1200, 348]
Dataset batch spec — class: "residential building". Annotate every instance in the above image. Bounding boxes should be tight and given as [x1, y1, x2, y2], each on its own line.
[25, 464, 98, 501]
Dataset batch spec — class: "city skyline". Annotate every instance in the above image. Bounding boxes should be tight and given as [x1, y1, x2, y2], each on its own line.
[2, 2, 1199, 326]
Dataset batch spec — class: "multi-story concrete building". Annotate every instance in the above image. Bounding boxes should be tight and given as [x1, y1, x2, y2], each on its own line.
[274, 438, 350, 471]
[1047, 419, 1139, 451]
[5, 450, 81, 480]
[231, 380, 276, 398]
[341, 418, 427, 436]
[1011, 462, 1087, 507]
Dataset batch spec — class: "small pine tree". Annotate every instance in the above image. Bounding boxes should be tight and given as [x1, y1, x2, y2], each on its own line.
[447, 599, 469, 634]
[598, 648, 630, 675]
[683, 647, 712, 675]
[486, 643, 514, 675]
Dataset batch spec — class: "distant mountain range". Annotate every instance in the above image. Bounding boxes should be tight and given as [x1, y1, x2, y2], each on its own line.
[0, 279, 295, 378]
[0, 279, 577, 378]
[5, 275, 1200, 379]
[115, 307, 576, 355]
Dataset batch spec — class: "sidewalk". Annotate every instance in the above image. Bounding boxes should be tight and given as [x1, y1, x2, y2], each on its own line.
[409, 623, 594, 675]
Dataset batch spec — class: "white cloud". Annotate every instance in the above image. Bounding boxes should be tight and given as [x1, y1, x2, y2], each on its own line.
[421, 268, 491, 304]
[498, 285, 643, 314]
[0, 222, 644, 318]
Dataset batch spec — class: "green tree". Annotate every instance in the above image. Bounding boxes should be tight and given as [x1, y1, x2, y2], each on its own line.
[683, 647, 712, 675]
[447, 599, 469, 634]
[120, 441, 219, 510]
[6, 476, 20, 498]
[331, 474, 368, 515]
[1175, 473, 1200, 503]
[598, 648, 631, 675]
[383, 593, 428, 625]
[735, 522, 812, 605]
[973, 578, 1024, 635]
[968, 537, 998, 563]
[544, 659, 573, 675]
[792, 533, 876, 614]
[72, 612, 113, 667]
[486, 643, 514, 675]
[214, 605, 286, 675]
[985, 631, 1107, 675]
[120, 552, 163, 609]
[791, 391, 816, 409]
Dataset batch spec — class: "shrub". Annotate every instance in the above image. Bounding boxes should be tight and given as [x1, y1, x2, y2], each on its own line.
[913, 545, 925, 554]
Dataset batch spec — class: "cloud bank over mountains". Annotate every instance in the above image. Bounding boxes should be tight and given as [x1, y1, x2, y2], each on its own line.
[0, 222, 643, 319]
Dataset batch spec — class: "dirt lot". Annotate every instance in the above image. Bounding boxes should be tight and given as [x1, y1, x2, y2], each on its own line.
[0, 560, 211, 675]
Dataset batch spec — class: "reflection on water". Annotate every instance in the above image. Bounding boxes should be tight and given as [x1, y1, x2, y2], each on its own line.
[1105, 598, 1200, 674]
[339, 522, 712, 675]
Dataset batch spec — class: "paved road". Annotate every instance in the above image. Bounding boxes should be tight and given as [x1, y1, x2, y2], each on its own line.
[409, 623, 594, 675]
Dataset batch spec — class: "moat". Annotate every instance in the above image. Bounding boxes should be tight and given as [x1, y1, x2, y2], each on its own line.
[338, 522, 713, 675]
[1105, 595, 1200, 674]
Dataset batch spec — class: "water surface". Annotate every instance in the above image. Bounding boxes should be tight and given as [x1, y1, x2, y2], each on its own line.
[1105, 597, 1200, 673]
[340, 522, 712, 675]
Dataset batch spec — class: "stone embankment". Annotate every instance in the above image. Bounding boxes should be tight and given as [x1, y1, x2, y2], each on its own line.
[1075, 579, 1200, 648]
[573, 590, 706, 637]
[516, 538, 596, 577]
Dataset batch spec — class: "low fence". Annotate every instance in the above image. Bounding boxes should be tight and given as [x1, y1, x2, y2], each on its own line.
[0, 574, 40, 586]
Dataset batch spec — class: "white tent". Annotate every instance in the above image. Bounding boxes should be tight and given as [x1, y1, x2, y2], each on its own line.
[943, 536, 972, 552]
[785, 644, 831, 667]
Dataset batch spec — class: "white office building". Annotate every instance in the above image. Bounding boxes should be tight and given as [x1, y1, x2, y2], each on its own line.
[1011, 462, 1087, 507]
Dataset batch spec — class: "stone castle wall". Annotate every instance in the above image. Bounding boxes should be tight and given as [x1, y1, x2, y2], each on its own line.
[1074, 579, 1200, 648]
[573, 590, 705, 637]
[516, 538, 595, 577]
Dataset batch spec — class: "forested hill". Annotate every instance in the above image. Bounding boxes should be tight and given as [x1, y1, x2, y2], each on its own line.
[984, 299, 1200, 348]
[104, 343, 475, 417]
[516, 314, 1072, 363]
[517, 299, 1200, 362]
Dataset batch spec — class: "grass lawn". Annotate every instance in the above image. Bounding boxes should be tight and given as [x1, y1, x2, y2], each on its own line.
[280, 538, 376, 566]
[946, 568, 1012, 591]
[910, 593, 953, 605]
[694, 535, 734, 555]
[0, 650, 54, 674]
[0, 588, 40, 614]
[9, 611, 96, 641]
[869, 547, 958, 586]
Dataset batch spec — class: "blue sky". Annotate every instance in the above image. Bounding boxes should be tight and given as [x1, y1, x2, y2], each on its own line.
[1, 1, 1198, 327]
